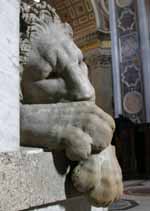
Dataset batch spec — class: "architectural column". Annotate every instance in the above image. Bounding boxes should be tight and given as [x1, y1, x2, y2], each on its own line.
[137, 0, 150, 122]
[108, 0, 122, 118]
[0, 0, 20, 151]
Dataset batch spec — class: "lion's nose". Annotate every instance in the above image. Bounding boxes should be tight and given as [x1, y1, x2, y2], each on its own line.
[64, 64, 95, 102]
[69, 84, 95, 102]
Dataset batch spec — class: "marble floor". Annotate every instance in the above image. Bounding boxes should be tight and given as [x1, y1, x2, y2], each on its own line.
[109, 180, 150, 211]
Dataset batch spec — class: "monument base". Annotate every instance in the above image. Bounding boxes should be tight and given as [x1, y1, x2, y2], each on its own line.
[0, 147, 107, 211]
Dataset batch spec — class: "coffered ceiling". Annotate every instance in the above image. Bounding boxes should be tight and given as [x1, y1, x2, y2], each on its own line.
[49, 0, 97, 42]
[48, 0, 110, 48]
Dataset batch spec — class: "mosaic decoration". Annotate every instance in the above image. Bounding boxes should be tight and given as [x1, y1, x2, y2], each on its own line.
[120, 33, 138, 60]
[121, 64, 141, 88]
[115, 0, 146, 122]
[118, 9, 135, 32]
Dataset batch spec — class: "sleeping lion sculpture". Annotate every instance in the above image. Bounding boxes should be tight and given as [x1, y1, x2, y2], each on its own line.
[20, 0, 123, 207]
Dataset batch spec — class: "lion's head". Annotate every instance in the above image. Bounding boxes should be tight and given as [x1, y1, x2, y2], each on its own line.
[20, 1, 95, 104]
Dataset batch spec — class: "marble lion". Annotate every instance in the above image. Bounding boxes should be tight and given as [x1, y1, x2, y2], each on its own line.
[20, 0, 123, 207]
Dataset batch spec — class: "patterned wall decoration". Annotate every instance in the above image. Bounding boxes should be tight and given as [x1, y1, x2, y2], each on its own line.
[115, 0, 146, 123]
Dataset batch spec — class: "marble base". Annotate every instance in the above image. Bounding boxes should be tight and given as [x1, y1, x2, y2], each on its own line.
[0, 148, 77, 211]
[0, 148, 108, 211]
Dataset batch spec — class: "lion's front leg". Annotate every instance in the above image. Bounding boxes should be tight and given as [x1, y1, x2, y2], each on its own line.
[59, 126, 92, 161]
[20, 102, 114, 161]
[20, 103, 92, 161]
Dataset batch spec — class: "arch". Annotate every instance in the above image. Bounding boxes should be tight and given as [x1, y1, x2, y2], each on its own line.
[91, 0, 110, 33]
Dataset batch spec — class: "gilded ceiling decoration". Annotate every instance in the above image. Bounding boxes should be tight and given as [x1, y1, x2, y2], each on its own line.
[48, 0, 110, 49]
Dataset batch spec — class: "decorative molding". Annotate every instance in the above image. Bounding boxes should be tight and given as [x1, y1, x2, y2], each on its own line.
[116, 0, 133, 8]
[91, 0, 110, 33]
[123, 91, 143, 114]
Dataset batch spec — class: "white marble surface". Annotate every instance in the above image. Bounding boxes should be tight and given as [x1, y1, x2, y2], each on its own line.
[0, 0, 20, 151]
[0, 148, 108, 211]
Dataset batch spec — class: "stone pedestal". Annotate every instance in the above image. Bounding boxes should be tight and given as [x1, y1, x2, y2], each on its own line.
[0, 148, 108, 211]
[0, 148, 73, 211]
[0, 0, 20, 151]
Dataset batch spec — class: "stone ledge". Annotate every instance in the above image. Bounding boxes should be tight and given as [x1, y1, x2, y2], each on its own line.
[28, 196, 108, 211]
[0, 148, 78, 211]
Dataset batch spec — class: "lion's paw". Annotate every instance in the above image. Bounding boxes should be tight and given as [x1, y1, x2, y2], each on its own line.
[72, 145, 123, 207]
[61, 127, 92, 161]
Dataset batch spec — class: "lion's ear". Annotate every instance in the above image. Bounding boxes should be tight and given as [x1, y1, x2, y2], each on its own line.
[63, 23, 73, 38]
